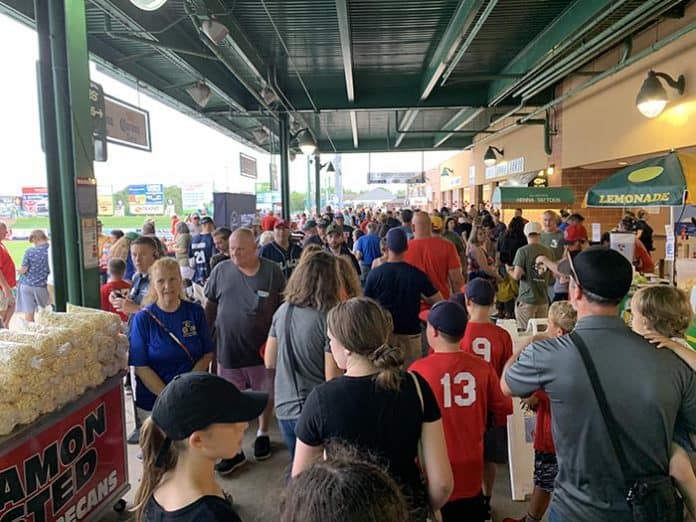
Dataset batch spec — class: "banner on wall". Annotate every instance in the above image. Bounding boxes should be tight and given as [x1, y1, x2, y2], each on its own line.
[97, 186, 114, 216]
[127, 184, 164, 215]
[181, 183, 213, 211]
[367, 171, 425, 184]
[21, 187, 49, 215]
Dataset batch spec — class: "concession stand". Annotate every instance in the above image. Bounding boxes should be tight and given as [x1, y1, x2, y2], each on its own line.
[0, 306, 130, 520]
[584, 151, 696, 344]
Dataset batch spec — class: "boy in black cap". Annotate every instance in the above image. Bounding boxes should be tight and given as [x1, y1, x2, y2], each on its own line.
[134, 372, 267, 522]
[411, 301, 511, 522]
[188, 216, 216, 284]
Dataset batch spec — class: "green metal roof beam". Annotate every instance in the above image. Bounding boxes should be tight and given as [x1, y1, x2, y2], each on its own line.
[319, 136, 473, 153]
[419, 0, 485, 101]
[433, 107, 485, 148]
[488, 0, 626, 105]
[395, 0, 484, 149]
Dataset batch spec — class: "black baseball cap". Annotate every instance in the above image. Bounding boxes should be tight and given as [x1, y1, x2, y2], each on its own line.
[303, 219, 318, 231]
[152, 373, 267, 465]
[558, 246, 632, 301]
[427, 300, 468, 339]
[200, 216, 214, 225]
[465, 277, 496, 306]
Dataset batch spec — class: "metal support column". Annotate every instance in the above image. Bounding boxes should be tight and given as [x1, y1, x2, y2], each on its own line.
[279, 114, 291, 221]
[36, 0, 99, 308]
[314, 156, 322, 215]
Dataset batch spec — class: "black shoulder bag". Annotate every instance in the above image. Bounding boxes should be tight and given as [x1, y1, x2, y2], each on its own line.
[570, 331, 683, 522]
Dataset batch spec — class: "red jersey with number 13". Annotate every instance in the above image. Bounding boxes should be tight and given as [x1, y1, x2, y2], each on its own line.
[410, 352, 512, 501]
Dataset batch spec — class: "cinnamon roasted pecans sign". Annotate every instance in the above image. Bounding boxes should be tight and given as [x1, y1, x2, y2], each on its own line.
[0, 384, 127, 521]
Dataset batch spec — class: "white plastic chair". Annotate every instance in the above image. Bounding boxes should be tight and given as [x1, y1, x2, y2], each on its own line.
[525, 318, 548, 336]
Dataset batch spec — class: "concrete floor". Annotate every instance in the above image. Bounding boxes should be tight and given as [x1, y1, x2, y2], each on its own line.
[104, 388, 537, 521]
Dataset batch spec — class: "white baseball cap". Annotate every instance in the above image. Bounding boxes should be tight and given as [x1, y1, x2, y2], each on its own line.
[524, 221, 542, 236]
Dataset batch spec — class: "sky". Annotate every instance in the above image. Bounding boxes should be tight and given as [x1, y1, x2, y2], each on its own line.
[0, 13, 456, 198]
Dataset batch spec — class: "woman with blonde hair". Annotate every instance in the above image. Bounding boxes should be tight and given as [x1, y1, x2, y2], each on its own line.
[16, 229, 50, 321]
[292, 297, 453, 520]
[466, 224, 501, 283]
[337, 255, 363, 298]
[264, 251, 343, 459]
[129, 258, 214, 423]
[134, 372, 267, 521]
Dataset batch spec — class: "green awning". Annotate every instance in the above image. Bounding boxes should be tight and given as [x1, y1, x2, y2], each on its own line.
[585, 152, 696, 207]
[492, 186, 575, 207]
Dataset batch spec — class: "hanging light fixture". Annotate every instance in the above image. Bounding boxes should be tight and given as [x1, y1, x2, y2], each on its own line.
[297, 129, 318, 156]
[201, 19, 229, 46]
[186, 82, 212, 108]
[129, 0, 168, 11]
[483, 146, 503, 167]
[326, 161, 336, 173]
[635, 70, 685, 118]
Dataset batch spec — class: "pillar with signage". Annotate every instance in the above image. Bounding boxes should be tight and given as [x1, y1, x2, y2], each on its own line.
[35, 0, 99, 309]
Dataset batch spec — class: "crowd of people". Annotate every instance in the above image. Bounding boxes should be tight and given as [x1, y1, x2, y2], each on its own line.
[0, 199, 692, 521]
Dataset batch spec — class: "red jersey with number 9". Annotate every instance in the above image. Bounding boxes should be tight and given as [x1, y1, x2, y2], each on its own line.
[460, 321, 513, 378]
[410, 352, 512, 501]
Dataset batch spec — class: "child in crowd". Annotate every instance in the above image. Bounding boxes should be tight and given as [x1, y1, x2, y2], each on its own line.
[134, 372, 267, 522]
[460, 277, 514, 518]
[281, 443, 409, 522]
[100, 258, 131, 322]
[630, 285, 696, 518]
[411, 300, 512, 521]
[504, 300, 577, 522]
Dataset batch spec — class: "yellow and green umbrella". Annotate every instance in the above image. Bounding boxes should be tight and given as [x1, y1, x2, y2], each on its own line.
[585, 152, 696, 207]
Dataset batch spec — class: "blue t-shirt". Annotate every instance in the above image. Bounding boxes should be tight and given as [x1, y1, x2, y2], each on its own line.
[354, 234, 382, 266]
[129, 300, 213, 410]
[364, 262, 438, 335]
[188, 233, 215, 284]
[20, 243, 50, 287]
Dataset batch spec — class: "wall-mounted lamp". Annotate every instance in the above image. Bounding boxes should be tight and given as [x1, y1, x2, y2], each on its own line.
[293, 128, 318, 156]
[201, 19, 229, 46]
[546, 164, 555, 176]
[186, 82, 211, 108]
[483, 146, 504, 167]
[129, 0, 168, 10]
[636, 70, 685, 118]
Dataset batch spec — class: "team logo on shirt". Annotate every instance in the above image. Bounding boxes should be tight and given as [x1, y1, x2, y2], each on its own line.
[181, 320, 198, 337]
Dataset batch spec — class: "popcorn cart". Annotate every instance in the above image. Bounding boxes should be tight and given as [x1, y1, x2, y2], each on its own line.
[0, 306, 130, 520]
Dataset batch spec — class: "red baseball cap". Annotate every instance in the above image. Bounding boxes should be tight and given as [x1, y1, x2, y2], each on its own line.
[274, 220, 290, 229]
[562, 224, 588, 244]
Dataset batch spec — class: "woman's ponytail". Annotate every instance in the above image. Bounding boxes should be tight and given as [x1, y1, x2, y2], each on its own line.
[368, 343, 404, 391]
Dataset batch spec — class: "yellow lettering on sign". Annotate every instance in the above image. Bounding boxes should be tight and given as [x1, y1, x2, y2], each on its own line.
[598, 192, 670, 204]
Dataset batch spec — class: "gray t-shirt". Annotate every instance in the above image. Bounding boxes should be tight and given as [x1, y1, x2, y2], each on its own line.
[269, 303, 328, 419]
[513, 243, 552, 305]
[540, 231, 564, 261]
[204, 258, 285, 369]
[505, 315, 696, 521]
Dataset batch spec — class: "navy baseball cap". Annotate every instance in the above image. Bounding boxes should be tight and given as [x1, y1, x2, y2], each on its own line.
[152, 372, 267, 466]
[465, 277, 496, 306]
[427, 300, 468, 339]
[558, 246, 632, 301]
[386, 228, 408, 254]
[200, 216, 214, 225]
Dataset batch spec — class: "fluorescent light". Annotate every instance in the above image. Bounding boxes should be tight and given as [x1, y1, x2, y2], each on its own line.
[129, 0, 168, 11]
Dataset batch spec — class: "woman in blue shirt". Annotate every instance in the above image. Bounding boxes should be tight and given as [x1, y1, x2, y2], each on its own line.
[129, 258, 214, 417]
[16, 229, 51, 322]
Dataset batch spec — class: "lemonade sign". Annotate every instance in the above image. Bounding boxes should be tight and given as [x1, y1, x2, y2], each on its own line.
[586, 153, 696, 207]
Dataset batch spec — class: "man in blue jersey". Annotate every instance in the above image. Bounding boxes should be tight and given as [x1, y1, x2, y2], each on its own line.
[188, 216, 215, 284]
[260, 220, 302, 280]
[354, 222, 382, 283]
